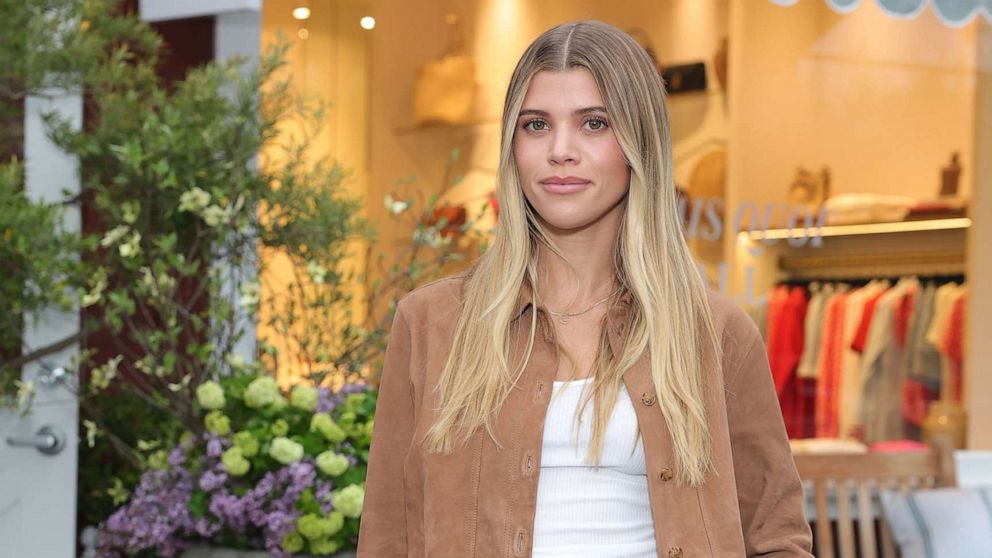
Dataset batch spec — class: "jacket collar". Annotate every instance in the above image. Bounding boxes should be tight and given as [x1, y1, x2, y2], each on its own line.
[509, 277, 634, 323]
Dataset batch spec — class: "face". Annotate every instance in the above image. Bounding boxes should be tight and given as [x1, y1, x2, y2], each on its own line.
[513, 68, 631, 234]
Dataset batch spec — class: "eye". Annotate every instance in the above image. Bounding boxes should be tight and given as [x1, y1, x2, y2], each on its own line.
[522, 118, 548, 132]
[585, 117, 609, 131]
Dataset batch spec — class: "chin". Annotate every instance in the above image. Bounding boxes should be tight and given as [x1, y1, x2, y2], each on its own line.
[534, 210, 600, 232]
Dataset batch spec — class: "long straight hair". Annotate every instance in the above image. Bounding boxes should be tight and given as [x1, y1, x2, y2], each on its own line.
[423, 20, 721, 487]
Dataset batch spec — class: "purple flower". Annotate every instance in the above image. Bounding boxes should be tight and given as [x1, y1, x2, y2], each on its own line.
[96, 382, 374, 557]
[198, 469, 227, 492]
[206, 437, 223, 458]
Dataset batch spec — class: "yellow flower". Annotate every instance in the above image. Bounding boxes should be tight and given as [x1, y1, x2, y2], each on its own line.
[281, 531, 304, 553]
[204, 410, 231, 435]
[229, 432, 256, 458]
[221, 447, 251, 476]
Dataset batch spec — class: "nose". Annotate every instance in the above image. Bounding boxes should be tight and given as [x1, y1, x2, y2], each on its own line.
[548, 129, 579, 166]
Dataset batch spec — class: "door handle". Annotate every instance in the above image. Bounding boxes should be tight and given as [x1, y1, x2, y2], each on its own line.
[5, 425, 67, 455]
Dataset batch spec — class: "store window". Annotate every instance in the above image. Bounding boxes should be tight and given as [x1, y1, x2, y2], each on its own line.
[260, 0, 990, 451]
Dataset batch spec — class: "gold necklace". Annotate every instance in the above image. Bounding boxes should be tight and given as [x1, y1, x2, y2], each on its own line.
[545, 285, 623, 325]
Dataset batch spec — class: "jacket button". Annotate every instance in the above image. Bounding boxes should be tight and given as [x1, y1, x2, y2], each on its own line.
[514, 527, 527, 555]
[659, 467, 674, 482]
[641, 392, 656, 406]
[668, 546, 683, 558]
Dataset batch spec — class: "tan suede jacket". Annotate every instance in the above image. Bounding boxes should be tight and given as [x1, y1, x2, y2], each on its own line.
[357, 272, 813, 557]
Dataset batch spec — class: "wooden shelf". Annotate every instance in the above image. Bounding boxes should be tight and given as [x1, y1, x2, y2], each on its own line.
[739, 217, 971, 242]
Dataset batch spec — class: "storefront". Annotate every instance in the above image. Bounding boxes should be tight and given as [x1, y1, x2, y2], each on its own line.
[7, 0, 987, 555]
[260, 0, 991, 452]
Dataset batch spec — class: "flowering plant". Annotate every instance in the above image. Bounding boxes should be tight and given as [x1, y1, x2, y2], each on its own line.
[96, 374, 374, 557]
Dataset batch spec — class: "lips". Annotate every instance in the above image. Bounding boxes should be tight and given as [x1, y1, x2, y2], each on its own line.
[539, 176, 590, 195]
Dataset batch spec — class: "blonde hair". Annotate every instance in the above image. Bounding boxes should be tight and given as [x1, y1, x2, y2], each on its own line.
[423, 20, 721, 487]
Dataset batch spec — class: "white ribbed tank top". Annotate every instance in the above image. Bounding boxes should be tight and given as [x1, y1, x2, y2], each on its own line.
[531, 376, 658, 557]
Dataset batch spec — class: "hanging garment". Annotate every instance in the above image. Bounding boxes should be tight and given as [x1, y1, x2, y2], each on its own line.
[838, 280, 888, 440]
[906, 282, 941, 391]
[901, 285, 938, 427]
[768, 286, 810, 439]
[815, 290, 849, 438]
[941, 287, 967, 403]
[850, 289, 886, 354]
[860, 278, 918, 443]
[797, 283, 832, 380]
[926, 282, 963, 399]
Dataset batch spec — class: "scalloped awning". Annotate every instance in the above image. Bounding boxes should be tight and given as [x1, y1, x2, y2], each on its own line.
[769, 0, 992, 27]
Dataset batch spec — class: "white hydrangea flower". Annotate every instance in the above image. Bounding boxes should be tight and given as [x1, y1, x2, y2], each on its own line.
[118, 232, 141, 258]
[100, 225, 130, 247]
[179, 187, 211, 213]
[121, 201, 140, 224]
[201, 205, 233, 227]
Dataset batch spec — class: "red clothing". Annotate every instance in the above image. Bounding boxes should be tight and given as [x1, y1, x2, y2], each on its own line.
[894, 288, 915, 347]
[902, 380, 938, 426]
[942, 292, 966, 403]
[767, 286, 810, 439]
[850, 290, 885, 354]
[815, 293, 848, 438]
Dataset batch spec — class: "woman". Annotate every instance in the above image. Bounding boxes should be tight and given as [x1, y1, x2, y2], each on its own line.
[358, 20, 813, 558]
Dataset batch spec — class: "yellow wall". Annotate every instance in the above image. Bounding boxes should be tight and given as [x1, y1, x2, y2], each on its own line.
[727, 0, 978, 232]
[260, 0, 371, 387]
[368, 0, 731, 281]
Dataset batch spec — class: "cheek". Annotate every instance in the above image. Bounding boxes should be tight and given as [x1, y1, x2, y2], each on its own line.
[512, 138, 536, 172]
[595, 140, 630, 185]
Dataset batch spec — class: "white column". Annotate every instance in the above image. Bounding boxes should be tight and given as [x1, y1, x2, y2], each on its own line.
[213, 9, 261, 365]
[0, 87, 84, 558]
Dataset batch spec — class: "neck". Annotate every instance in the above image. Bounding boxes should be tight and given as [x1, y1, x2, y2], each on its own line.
[533, 237, 620, 312]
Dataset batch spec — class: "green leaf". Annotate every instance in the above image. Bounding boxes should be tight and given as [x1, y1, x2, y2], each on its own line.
[189, 490, 208, 518]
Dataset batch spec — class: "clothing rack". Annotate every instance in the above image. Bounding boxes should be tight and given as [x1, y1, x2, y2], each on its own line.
[776, 273, 966, 289]
[776, 250, 966, 282]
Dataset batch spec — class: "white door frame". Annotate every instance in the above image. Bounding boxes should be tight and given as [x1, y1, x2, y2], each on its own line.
[0, 89, 83, 558]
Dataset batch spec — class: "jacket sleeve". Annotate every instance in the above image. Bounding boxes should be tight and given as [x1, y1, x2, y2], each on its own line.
[725, 322, 814, 557]
[357, 302, 415, 557]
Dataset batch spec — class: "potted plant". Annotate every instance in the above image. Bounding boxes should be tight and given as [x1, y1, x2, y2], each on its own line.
[96, 373, 370, 557]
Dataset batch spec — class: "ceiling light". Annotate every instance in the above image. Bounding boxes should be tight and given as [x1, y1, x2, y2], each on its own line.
[360, 16, 375, 30]
[293, 7, 311, 20]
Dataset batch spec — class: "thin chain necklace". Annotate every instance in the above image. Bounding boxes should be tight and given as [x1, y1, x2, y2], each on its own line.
[545, 285, 623, 325]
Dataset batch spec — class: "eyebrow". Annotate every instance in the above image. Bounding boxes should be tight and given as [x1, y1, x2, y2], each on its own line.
[517, 106, 608, 118]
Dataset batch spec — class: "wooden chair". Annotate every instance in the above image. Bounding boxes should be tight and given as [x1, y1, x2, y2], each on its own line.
[793, 437, 956, 558]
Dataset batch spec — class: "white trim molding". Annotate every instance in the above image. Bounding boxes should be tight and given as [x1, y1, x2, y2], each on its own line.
[139, 0, 261, 23]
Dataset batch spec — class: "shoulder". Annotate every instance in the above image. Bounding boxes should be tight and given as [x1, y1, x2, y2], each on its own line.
[705, 288, 762, 347]
[704, 288, 764, 380]
[394, 270, 471, 328]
